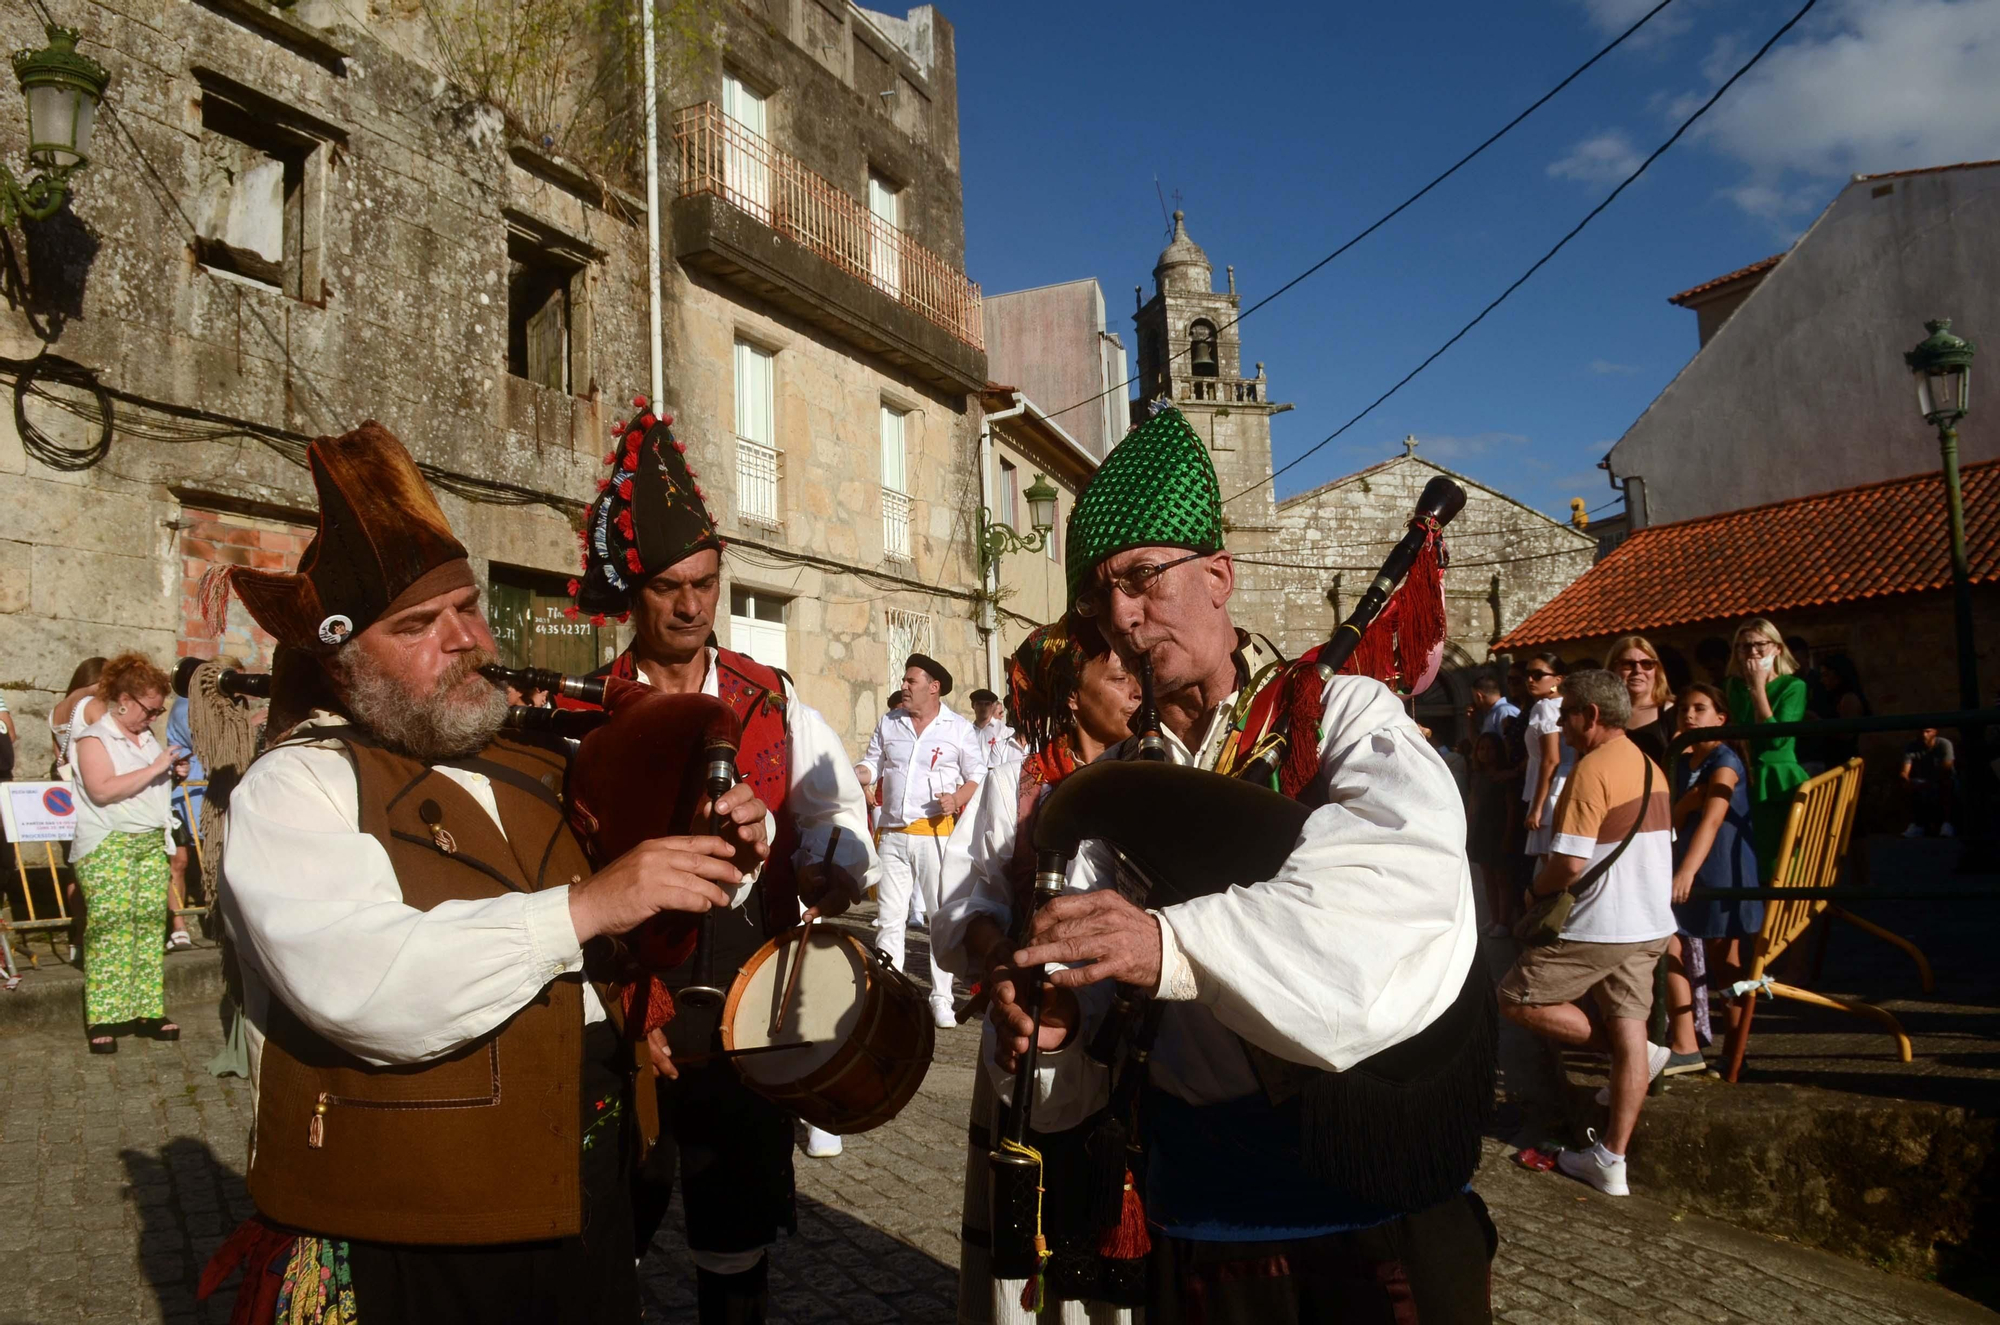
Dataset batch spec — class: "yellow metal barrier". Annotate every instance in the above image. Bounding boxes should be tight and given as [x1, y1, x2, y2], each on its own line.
[1723, 758, 1935, 1082]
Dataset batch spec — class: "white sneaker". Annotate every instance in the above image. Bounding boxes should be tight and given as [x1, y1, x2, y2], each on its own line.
[1595, 1042, 1673, 1106]
[1556, 1131, 1629, 1196]
[931, 999, 957, 1029]
[803, 1125, 842, 1158]
[1904, 823, 1925, 838]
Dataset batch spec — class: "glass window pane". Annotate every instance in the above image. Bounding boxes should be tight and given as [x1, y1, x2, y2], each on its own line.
[880, 405, 906, 492]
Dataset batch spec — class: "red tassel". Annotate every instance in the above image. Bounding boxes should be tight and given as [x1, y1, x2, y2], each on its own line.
[1097, 1171, 1152, 1260]
[625, 549, 643, 572]
[195, 565, 234, 638]
[602, 450, 616, 466]
[638, 413, 656, 429]
[632, 394, 648, 409]
[596, 478, 610, 492]
[662, 414, 675, 426]
[566, 577, 581, 597]
[611, 419, 626, 435]
[673, 440, 688, 453]
[617, 612, 630, 624]
[1279, 666, 1325, 800]
[590, 613, 606, 627]
[618, 478, 633, 500]
[564, 606, 580, 619]
[616, 509, 635, 538]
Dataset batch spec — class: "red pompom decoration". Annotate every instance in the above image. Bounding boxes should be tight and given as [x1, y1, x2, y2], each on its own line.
[566, 577, 581, 597]
[591, 613, 607, 627]
[662, 414, 674, 426]
[616, 509, 635, 538]
[632, 395, 648, 409]
[602, 451, 616, 466]
[625, 548, 643, 572]
[596, 478, 610, 492]
[564, 605, 581, 620]
[638, 413, 656, 430]
[611, 419, 626, 435]
[621, 451, 639, 473]
[672, 440, 688, 453]
[686, 466, 699, 480]
[693, 484, 706, 500]
[618, 478, 634, 500]
[626, 430, 644, 451]
[617, 612, 630, 624]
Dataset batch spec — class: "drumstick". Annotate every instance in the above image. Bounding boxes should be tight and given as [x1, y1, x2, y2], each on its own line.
[772, 827, 844, 1037]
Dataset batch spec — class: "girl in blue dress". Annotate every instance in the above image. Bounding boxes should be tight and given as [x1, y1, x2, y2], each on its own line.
[1663, 683, 1764, 1071]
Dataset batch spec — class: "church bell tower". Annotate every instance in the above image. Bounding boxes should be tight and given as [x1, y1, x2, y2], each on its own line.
[1131, 211, 1287, 530]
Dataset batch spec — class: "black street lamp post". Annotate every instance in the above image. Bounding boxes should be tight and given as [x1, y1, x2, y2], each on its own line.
[1903, 318, 1989, 863]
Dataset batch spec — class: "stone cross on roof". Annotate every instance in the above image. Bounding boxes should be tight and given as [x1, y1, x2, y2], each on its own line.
[1403, 434, 1418, 456]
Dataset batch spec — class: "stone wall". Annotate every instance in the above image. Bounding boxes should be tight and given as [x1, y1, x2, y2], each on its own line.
[1230, 454, 1597, 683]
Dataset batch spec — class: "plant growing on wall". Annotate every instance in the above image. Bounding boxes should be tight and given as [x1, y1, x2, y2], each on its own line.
[420, 0, 719, 188]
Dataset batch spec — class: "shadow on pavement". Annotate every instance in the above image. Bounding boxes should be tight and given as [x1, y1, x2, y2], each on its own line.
[120, 1137, 247, 1325]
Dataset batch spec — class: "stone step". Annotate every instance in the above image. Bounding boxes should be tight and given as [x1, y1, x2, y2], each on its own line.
[0, 941, 226, 1035]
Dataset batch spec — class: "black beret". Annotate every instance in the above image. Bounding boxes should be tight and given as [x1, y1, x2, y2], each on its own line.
[967, 688, 999, 706]
[905, 653, 952, 696]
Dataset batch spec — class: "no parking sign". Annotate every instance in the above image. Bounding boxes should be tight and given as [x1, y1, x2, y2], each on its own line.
[1, 781, 78, 841]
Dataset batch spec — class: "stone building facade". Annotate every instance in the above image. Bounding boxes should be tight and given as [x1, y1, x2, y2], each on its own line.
[1124, 213, 1595, 737]
[0, 0, 987, 770]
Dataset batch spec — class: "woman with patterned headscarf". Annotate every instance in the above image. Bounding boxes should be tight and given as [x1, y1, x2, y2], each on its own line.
[934, 618, 1141, 1324]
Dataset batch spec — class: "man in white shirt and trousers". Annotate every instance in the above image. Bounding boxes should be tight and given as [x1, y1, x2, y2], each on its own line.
[968, 686, 1023, 769]
[857, 654, 986, 1031]
[991, 407, 1497, 1323]
[206, 422, 769, 1324]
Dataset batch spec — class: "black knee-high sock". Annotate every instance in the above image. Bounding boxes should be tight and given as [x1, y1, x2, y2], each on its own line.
[695, 1259, 769, 1325]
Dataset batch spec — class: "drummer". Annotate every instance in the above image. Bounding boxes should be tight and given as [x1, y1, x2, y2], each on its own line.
[567, 402, 877, 1323]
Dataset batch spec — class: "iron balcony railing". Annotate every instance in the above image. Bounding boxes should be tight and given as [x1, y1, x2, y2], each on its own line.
[674, 102, 984, 351]
[735, 436, 781, 526]
[881, 486, 912, 560]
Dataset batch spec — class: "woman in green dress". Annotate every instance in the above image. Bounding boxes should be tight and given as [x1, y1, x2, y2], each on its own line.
[1724, 617, 1810, 881]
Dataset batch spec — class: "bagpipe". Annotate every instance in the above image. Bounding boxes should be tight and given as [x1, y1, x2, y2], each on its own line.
[482, 664, 934, 1134]
[988, 476, 1494, 1288]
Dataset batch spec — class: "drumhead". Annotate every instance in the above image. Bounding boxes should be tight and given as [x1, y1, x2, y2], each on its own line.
[727, 928, 868, 1083]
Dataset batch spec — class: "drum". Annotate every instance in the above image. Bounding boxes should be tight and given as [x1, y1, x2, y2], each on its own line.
[720, 925, 934, 1135]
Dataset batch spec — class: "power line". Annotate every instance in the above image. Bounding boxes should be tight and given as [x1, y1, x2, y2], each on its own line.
[1037, 0, 1681, 428]
[1230, 0, 1820, 506]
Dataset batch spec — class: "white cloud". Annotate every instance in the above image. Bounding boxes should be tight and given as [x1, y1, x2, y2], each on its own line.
[1589, 358, 1638, 374]
[1548, 130, 1646, 185]
[1572, 0, 1696, 43]
[1691, 0, 2000, 222]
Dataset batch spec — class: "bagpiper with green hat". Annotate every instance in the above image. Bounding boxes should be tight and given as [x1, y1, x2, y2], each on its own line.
[989, 404, 1496, 1324]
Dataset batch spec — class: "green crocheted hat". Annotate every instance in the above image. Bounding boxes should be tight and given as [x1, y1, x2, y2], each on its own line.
[1065, 406, 1222, 604]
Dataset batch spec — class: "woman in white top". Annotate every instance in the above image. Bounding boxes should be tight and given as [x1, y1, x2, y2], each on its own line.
[1520, 652, 1575, 859]
[71, 653, 187, 1052]
[934, 622, 1141, 1325]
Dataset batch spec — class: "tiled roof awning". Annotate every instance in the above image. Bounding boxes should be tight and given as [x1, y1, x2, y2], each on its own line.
[1497, 460, 1999, 650]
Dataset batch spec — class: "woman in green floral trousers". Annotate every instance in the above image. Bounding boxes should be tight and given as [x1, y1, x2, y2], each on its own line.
[71, 653, 187, 1051]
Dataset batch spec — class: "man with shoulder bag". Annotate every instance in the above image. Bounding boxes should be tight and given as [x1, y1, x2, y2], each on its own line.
[1499, 668, 1673, 1197]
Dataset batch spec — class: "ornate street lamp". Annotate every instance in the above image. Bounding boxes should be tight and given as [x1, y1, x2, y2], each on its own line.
[4, 26, 110, 227]
[977, 472, 1060, 579]
[1903, 318, 1989, 862]
[1903, 319, 1979, 713]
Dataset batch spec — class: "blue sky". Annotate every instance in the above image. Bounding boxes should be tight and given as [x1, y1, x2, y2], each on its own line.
[949, 0, 2000, 521]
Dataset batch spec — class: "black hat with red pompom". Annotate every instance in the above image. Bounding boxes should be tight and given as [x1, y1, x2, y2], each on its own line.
[569, 396, 722, 622]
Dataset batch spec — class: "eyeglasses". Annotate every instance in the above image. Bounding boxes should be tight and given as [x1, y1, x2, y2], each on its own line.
[1558, 705, 1589, 721]
[135, 701, 166, 720]
[1525, 668, 1557, 681]
[1612, 658, 1658, 672]
[1073, 552, 1207, 618]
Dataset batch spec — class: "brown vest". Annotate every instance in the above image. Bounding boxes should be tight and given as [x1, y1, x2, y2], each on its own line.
[246, 729, 596, 1245]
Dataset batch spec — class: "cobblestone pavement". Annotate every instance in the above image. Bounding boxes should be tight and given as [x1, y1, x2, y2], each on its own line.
[3, 969, 1994, 1323]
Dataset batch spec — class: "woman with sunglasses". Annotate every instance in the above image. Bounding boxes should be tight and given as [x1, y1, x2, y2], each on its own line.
[1520, 652, 1572, 861]
[1604, 635, 1676, 768]
[1725, 618, 1809, 880]
[70, 652, 188, 1052]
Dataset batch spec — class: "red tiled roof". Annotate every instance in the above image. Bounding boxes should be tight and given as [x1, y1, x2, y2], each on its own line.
[1668, 254, 1784, 307]
[1496, 461, 2000, 651]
